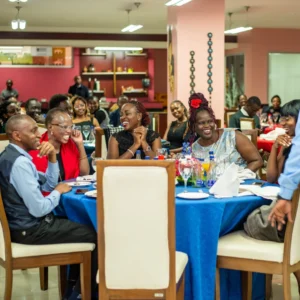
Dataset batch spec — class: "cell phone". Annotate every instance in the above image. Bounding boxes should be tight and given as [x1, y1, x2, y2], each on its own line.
[75, 189, 89, 194]
[252, 182, 264, 187]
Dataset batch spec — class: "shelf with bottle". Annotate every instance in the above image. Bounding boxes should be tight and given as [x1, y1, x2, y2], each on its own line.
[82, 71, 147, 76]
[81, 52, 107, 56]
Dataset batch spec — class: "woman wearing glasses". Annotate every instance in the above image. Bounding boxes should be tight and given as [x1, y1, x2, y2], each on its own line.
[189, 93, 262, 172]
[29, 108, 89, 181]
[266, 99, 300, 183]
[72, 96, 100, 129]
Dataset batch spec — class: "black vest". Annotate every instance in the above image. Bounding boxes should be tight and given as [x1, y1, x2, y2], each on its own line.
[0, 144, 42, 230]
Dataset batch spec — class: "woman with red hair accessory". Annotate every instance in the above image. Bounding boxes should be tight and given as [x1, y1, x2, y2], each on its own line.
[107, 100, 161, 159]
[189, 92, 263, 172]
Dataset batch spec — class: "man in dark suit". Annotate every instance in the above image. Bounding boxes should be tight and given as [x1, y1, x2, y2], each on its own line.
[68, 75, 89, 99]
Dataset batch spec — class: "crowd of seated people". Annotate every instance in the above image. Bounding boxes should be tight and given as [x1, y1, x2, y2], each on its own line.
[1, 79, 300, 298]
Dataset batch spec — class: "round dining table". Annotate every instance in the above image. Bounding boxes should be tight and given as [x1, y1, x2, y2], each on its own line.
[58, 180, 272, 300]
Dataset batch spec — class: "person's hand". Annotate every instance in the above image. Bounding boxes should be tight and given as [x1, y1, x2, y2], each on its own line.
[275, 134, 292, 148]
[134, 126, 148, 143]
[132, 131, 142, 147]
[71, 129, 83, 145]
[37, 141, 56, 157]
[268, 199, 293, 230]
[55, 183, 72, 194]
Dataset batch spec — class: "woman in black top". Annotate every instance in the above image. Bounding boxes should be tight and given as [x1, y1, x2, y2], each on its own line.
[262, 95, 283, 123]
[107, 100, 161, 159]
[163, 100, 188, 154]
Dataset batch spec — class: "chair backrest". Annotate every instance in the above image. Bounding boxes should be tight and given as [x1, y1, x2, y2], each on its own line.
[224, 109, 238, 127]
[37, 124, 47, 135]
[283, 187, 300, 266]
[0, 189, 12, 264]
[0, 134, 9, 153]
[241, 129, 258, 148]
[240, 117, 255, 130]
[103, 126, 124, 150]
[215, 119, 222, 129]
[96, 160, 176, 299]
[95, 128, 107, 158]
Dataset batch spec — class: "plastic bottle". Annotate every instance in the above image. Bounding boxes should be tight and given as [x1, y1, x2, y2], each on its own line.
[136, 150, 141, 160]
[206, 155, 216, 188]
[145, 156, 150, 160]
[194, 158, 205, 188]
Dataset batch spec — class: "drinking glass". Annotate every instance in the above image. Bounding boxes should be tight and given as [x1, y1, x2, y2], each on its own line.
[82, 125, 91, 141]
[178, 160, 193, 193]
[157, 148, 167, 159]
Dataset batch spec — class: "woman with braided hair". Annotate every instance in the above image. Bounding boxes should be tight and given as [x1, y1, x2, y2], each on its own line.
[107, 100, 161, 159]
[189, 92, 263, 172]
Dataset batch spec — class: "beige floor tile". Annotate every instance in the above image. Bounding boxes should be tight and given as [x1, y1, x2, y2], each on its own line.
[272, 274, 299, 300]
[0, 267, 59, 300]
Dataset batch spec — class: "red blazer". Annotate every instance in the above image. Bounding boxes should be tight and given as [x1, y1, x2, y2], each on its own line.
[29, 131, 80, 181]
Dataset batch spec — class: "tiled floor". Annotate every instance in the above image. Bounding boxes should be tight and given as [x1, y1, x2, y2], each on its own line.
[0, 267, 299, 299]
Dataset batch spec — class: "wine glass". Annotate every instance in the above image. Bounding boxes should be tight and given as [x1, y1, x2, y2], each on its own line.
[178, 159, 193, 193]
[82, 125, 90, 141]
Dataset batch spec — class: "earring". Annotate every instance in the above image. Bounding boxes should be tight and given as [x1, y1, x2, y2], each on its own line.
[50, 131, 53, 135]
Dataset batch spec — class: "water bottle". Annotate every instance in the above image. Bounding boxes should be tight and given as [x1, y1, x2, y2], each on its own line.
[206, 155, 216, 188]
[194, 158, 205, 188]
[145, 156, 150, 160]
[89, 126, 95, 144]
[136, 150, 141, 160]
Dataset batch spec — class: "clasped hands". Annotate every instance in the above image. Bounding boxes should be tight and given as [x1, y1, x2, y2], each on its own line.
[132, 126, 148, 147]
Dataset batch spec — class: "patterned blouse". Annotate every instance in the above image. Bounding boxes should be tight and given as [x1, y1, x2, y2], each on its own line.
[192, 128, 247, 168]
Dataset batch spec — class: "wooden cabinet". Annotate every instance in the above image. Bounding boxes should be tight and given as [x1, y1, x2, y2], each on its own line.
[80, 49, 149, 98]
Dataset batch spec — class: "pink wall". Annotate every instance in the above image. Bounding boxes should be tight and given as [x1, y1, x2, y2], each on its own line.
[0, 48, 80, 102]
[167, 0, 225, 123]
[226, 28, 300, 104]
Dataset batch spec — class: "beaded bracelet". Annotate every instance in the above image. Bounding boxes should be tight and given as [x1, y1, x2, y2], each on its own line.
[127, 148, 134, 156]
[80, 155, 88, 160]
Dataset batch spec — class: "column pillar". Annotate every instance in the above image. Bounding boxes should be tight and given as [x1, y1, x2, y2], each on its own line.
[167, 0, 225, 123]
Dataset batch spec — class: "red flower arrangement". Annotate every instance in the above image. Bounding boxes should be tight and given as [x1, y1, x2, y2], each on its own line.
[190, 98, 202, 109]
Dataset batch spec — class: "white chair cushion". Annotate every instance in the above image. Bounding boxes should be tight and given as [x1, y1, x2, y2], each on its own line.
[217, 230, 284, 263]
[11, 242, 95, 258]
[96, 251, 188, 285]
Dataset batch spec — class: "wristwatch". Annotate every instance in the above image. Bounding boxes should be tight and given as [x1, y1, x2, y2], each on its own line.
[144, 145, 152, 152]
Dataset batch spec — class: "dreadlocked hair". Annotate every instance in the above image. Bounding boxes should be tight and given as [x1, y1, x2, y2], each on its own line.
[188, 93, 216, 135]
[127, 99, 150, 126]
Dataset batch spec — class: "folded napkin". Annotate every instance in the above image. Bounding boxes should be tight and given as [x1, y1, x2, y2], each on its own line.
[238, 167, 256, 181]
[260, 127, 286, 141]
[209, 163, 240, 197]
[76, 174, 96, 181]
[238, 185, 280, 201]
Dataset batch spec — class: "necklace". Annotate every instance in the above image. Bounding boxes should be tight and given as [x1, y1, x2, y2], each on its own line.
[172, 119, 187, 133]
[197, 130, 220, 150]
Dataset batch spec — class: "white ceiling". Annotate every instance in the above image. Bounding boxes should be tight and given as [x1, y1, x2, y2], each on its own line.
[0, 0, 300, 35]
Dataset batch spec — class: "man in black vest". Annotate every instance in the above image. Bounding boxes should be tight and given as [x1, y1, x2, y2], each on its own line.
[0, 115, 97, 300]
[68, 75, 89, 99]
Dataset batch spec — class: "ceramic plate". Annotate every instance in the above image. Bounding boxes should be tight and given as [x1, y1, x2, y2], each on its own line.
[67, 181, 91, 187]
[85, 190, 97, 198]
[177, 192, 209, 200]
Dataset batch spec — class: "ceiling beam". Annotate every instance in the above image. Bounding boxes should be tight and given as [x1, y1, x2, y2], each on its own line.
[0, 31, 237, 43]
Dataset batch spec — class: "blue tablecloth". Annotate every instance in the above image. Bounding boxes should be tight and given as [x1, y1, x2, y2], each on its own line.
[59, 180, 271, 300]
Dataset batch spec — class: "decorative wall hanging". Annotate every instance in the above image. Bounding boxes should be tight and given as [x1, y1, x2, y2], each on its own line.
[207, 32, 213, 106]
[190, 51, 195, 95]
[168, 26, 175, 93]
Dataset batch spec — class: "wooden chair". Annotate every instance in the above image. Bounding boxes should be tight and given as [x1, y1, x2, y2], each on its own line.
[0, 134, 9, 153]
[96, 160, 188, 300]
[0, 188, 95, 300]
[241, 129, 258, 148]
[215, 119, 222, 129]
[215, 186, 300, 300]
[240, 118, 255, 130]
[224, 109, 238, 127]
[95, 127, 106, 158]
[37, 123, 47, 134]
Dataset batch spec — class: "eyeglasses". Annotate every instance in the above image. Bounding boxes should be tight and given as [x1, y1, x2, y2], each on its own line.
[197, 120, 215, 127]
[51, 124, 74, 131]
